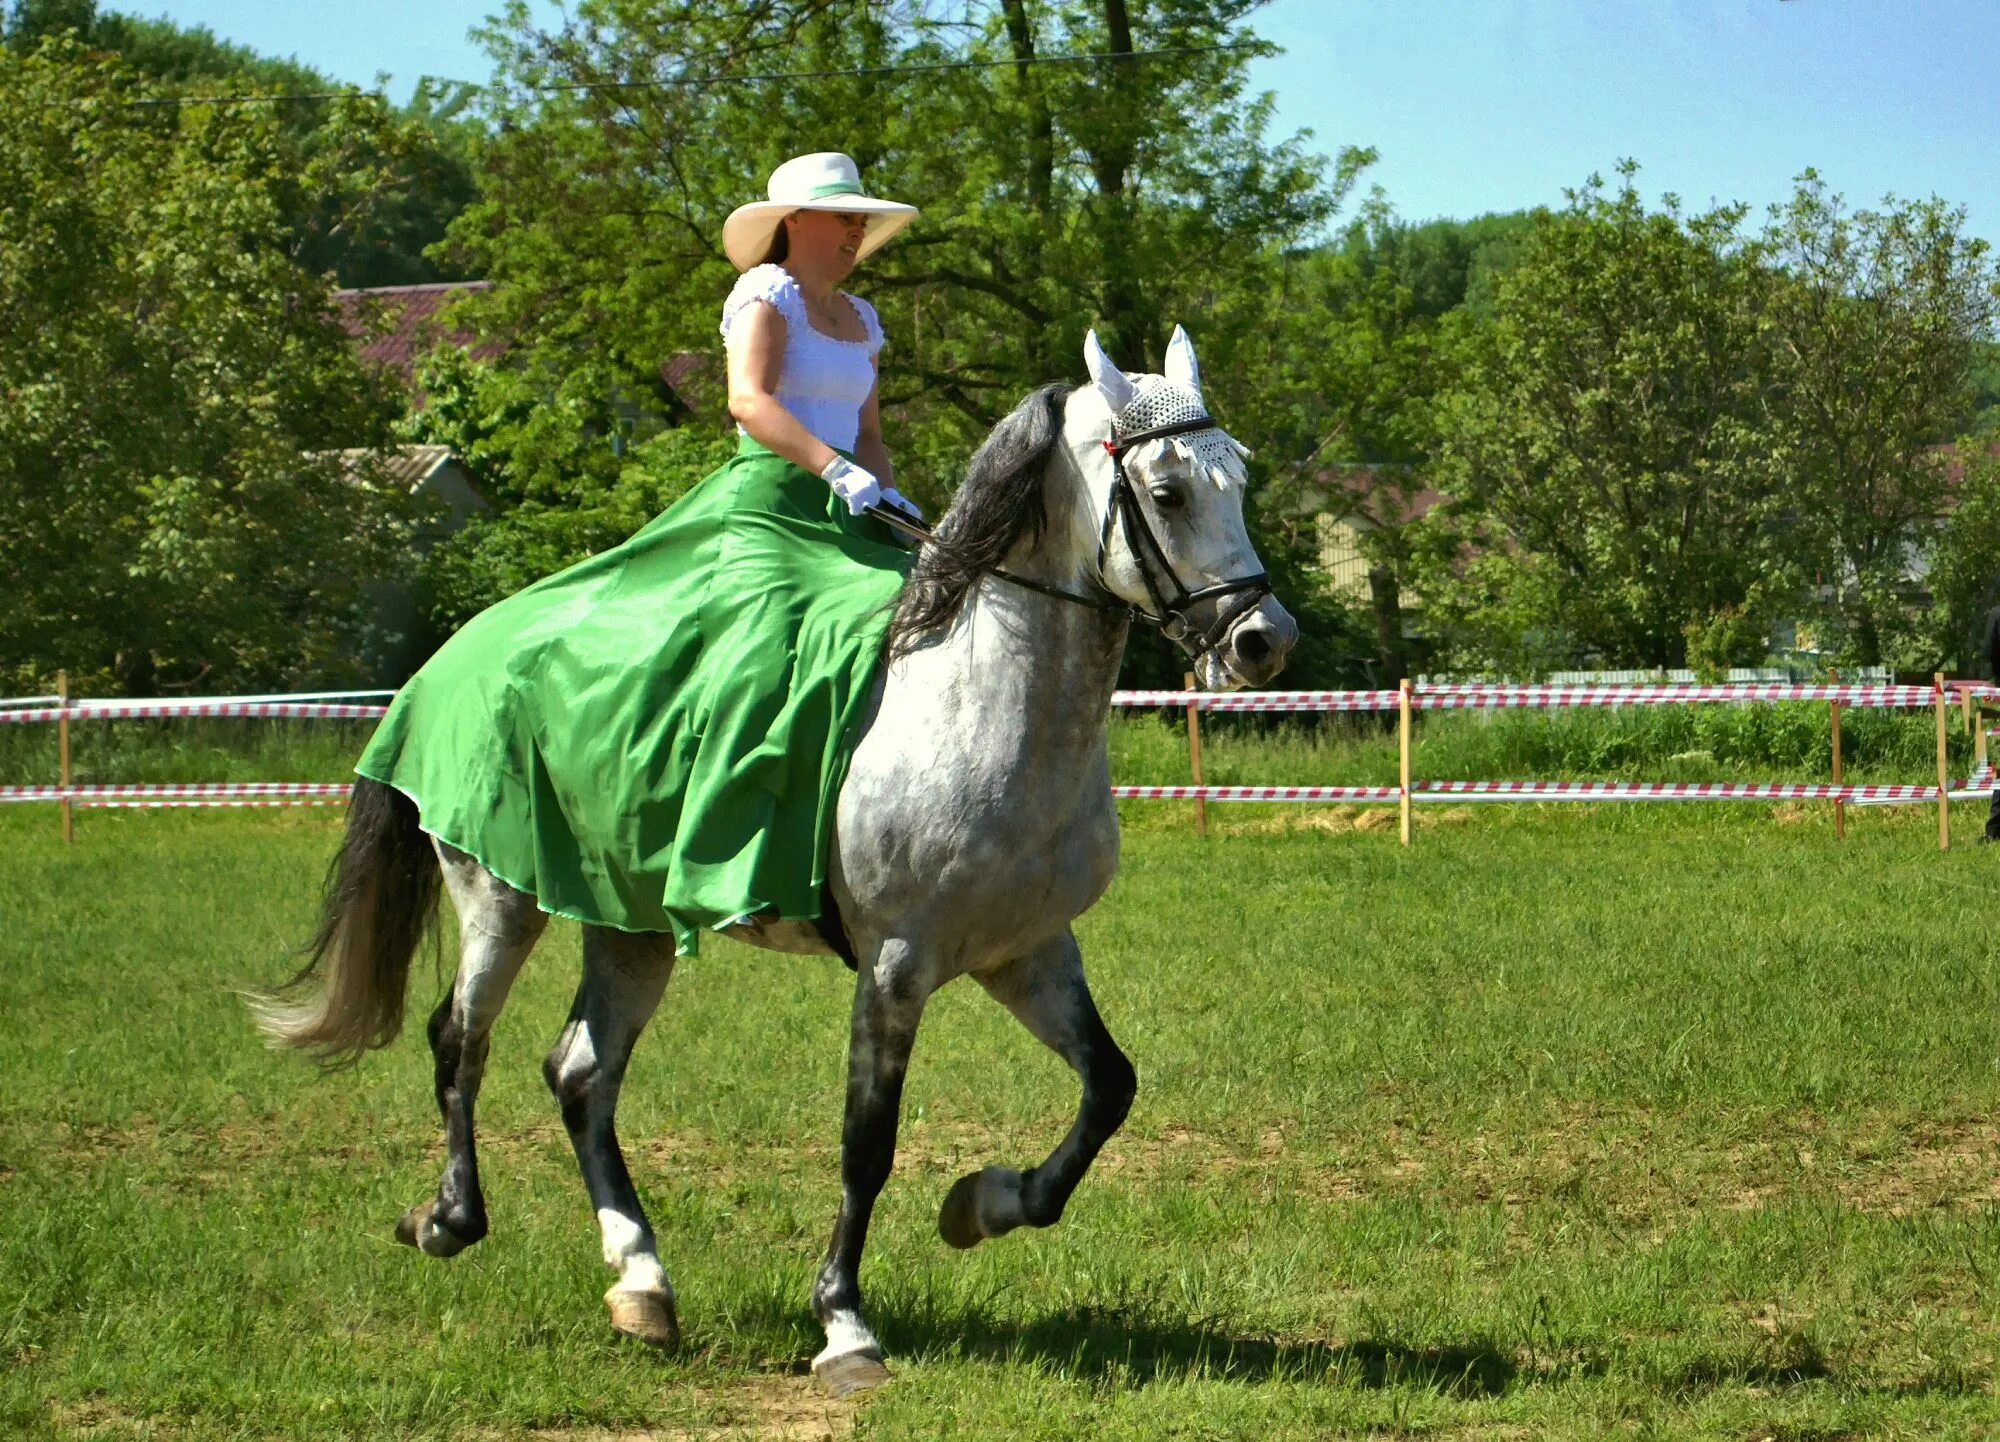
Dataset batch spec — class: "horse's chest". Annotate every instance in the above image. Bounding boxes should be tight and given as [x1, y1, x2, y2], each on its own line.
[834, 755, 1119, 961]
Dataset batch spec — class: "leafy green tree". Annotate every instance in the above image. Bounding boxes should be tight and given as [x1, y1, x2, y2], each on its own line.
[1336, 206, 1540, 322]
[1412, 166, 1797, 672]
[1246, 217, 1477, 684]
[425, 0, 1367, 683]
[1921, 441, 2000, 675]
[1762, 173, 2000, 667]
[448, 0, 1348, 479]
[401, 347, 738, 624]
[0, 42, 417, 692]
[6, 0, 482, 287]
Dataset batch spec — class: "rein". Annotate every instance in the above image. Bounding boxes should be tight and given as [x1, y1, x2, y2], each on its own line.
[867, 415, 1272, 660]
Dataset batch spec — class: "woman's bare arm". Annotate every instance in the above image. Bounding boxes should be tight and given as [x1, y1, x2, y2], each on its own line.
[724, 301, 841, 476]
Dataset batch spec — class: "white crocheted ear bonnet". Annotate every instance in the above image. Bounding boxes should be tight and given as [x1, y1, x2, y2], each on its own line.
[1111, 374, 1252, 492]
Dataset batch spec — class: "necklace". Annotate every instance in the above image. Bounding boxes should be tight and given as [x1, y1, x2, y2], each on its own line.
[805, 290, 855, 337]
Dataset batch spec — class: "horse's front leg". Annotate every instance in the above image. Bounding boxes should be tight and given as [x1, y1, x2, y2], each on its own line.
[938, 928, 1135, 1248]
[810, 938, 931, 1397]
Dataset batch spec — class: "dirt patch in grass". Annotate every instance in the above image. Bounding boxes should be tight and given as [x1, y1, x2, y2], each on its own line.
[45, 1376, 854, 1442]
[42, 1105, 2000, 1226]
[1829, 1119, 2000, 1216]
[527, 1374, 855, 1441]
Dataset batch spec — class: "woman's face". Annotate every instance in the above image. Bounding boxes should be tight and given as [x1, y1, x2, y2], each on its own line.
[786, 209, 870, 281]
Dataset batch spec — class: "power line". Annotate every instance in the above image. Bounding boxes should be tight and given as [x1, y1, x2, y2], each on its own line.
[119, 41, 1257, 108]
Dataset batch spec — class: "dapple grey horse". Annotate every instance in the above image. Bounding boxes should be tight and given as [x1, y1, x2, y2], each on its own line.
[254, 327, 1296, 1396]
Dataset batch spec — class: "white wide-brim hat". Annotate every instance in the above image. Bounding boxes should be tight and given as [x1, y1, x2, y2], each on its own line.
[723, 152, 918, 272]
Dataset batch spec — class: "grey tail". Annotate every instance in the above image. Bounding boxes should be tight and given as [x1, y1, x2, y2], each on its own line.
[248, 777, 441, 1069]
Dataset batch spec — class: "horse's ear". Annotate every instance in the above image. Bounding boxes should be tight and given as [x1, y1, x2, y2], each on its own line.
[1084, 328, 1138, 415]
[1164, 324, 1201, 393]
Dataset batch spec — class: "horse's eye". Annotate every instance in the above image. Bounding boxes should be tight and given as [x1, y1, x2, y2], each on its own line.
[1148, 484, 1186, 511]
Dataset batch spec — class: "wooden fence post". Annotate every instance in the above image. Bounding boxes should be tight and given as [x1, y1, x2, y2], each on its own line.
[1829, 668, 1845, 842]
[1183, 671, 1207, 840]
[1399, 677, 1413, 849]
[1936, 673, 1951, 852]
[57, 669, 72, 845]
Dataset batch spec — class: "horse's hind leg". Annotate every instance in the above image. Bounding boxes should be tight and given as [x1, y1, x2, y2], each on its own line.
[939, 929, 1136, 1249]
[397, 845, 547, 1258]
[546, 924, 677, 1348]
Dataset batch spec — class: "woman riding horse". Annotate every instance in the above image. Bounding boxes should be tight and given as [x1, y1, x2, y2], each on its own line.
[352, 150, 922, 955]
[258, 150, 1299, 1397]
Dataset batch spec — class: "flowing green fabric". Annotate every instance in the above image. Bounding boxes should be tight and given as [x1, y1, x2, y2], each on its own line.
[355, 437, 911, 955]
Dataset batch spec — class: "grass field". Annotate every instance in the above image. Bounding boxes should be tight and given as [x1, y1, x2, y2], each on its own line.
[6, 793, 2000, 1438]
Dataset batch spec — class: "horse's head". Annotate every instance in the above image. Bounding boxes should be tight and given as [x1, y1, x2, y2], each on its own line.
[1062, 327, 1298, 689]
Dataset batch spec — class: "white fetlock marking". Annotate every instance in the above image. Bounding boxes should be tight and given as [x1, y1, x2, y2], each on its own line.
[597, 1207, 670, 1298]
[813, 1311, 882, 1368]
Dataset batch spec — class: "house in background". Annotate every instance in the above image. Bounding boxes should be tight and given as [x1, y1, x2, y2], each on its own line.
[304, 443, 489, 683]
[328, 282, 723, 680]
[1308, 463, 1442, 602]
[1293, 462, 1442, 684]
[326, 442, 487, 532]
[335, 280, 498, 396]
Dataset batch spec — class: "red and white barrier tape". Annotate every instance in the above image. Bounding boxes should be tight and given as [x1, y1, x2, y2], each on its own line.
[0, 783, 349, 807]
[0, 685, 1958, 725]
[1114, 777, 1995, 805]
[0, 702, 389, 725]
[1112, 684, 1940, 712]
[5, 772, 1991, 810]
[1416, 779, 1942, 803]
[1112, 784, 1404, 802]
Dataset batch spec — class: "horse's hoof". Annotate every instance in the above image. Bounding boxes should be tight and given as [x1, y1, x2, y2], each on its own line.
[938, 1172, 986, 1250]
[393, 1201, 472, 1258]
[606, 1287, 679, 1350]
[813, 1347, 891, 1399]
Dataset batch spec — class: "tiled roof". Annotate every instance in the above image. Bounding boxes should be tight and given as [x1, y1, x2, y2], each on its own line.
[660, 350, 723, 415]
[320, 444, 458, 491]
[334, 281, 497, 382]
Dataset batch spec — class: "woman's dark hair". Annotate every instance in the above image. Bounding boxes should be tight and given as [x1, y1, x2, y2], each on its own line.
[758, 218, 790, 266]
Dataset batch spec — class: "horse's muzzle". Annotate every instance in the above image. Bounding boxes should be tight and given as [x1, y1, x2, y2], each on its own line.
[1215, 597, 1297, 688]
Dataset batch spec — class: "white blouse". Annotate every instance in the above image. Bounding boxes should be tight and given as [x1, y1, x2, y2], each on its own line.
[719, 263, 884, 454]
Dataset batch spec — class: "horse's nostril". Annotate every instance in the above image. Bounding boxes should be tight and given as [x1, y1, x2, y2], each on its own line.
[1235, 628, 1272, 665]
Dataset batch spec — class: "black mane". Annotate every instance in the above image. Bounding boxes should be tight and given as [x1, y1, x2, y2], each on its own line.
[888, 383, 1076, 658]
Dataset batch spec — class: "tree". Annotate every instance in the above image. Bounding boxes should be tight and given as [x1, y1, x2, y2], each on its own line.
[1411, 167, 1797, 672]
[401, 346, 739, 625]
[1920, 441, 2000, 675]
[1335, 206, 1540, 322]
[1763, 173, 2000, 667]
[5, 0, 483, 287]
[423, 0, 1364, 682]
[0, 42, 418, 691]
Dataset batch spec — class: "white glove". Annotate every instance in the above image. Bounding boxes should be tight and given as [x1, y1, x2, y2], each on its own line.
[879, 487, 922, 521]
[820, 455, 884, 516]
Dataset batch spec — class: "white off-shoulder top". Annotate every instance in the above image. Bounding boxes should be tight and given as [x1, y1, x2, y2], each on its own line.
[720, 263, 884, 454]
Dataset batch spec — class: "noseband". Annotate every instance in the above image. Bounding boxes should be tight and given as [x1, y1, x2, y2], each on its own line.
[869, 414, 1272, 662]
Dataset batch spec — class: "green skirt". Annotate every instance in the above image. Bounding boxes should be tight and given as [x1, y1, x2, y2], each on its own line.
[356, 436, 911, 955]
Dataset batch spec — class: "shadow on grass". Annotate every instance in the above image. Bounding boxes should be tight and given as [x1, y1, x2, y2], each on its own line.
[873, 1301, 1524, 1396]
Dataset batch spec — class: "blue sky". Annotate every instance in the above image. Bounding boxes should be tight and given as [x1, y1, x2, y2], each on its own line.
[128, 0, 2000, 244]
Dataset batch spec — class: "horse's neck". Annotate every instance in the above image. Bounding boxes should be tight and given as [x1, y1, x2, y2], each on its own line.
[910, 455, 1127, 773]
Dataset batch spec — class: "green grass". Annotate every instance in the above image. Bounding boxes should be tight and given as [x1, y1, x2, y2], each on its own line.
[5, 802, 2000, 1438]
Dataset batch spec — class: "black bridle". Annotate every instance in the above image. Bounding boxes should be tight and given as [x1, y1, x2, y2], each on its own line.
[868, 414, 1272, 662]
